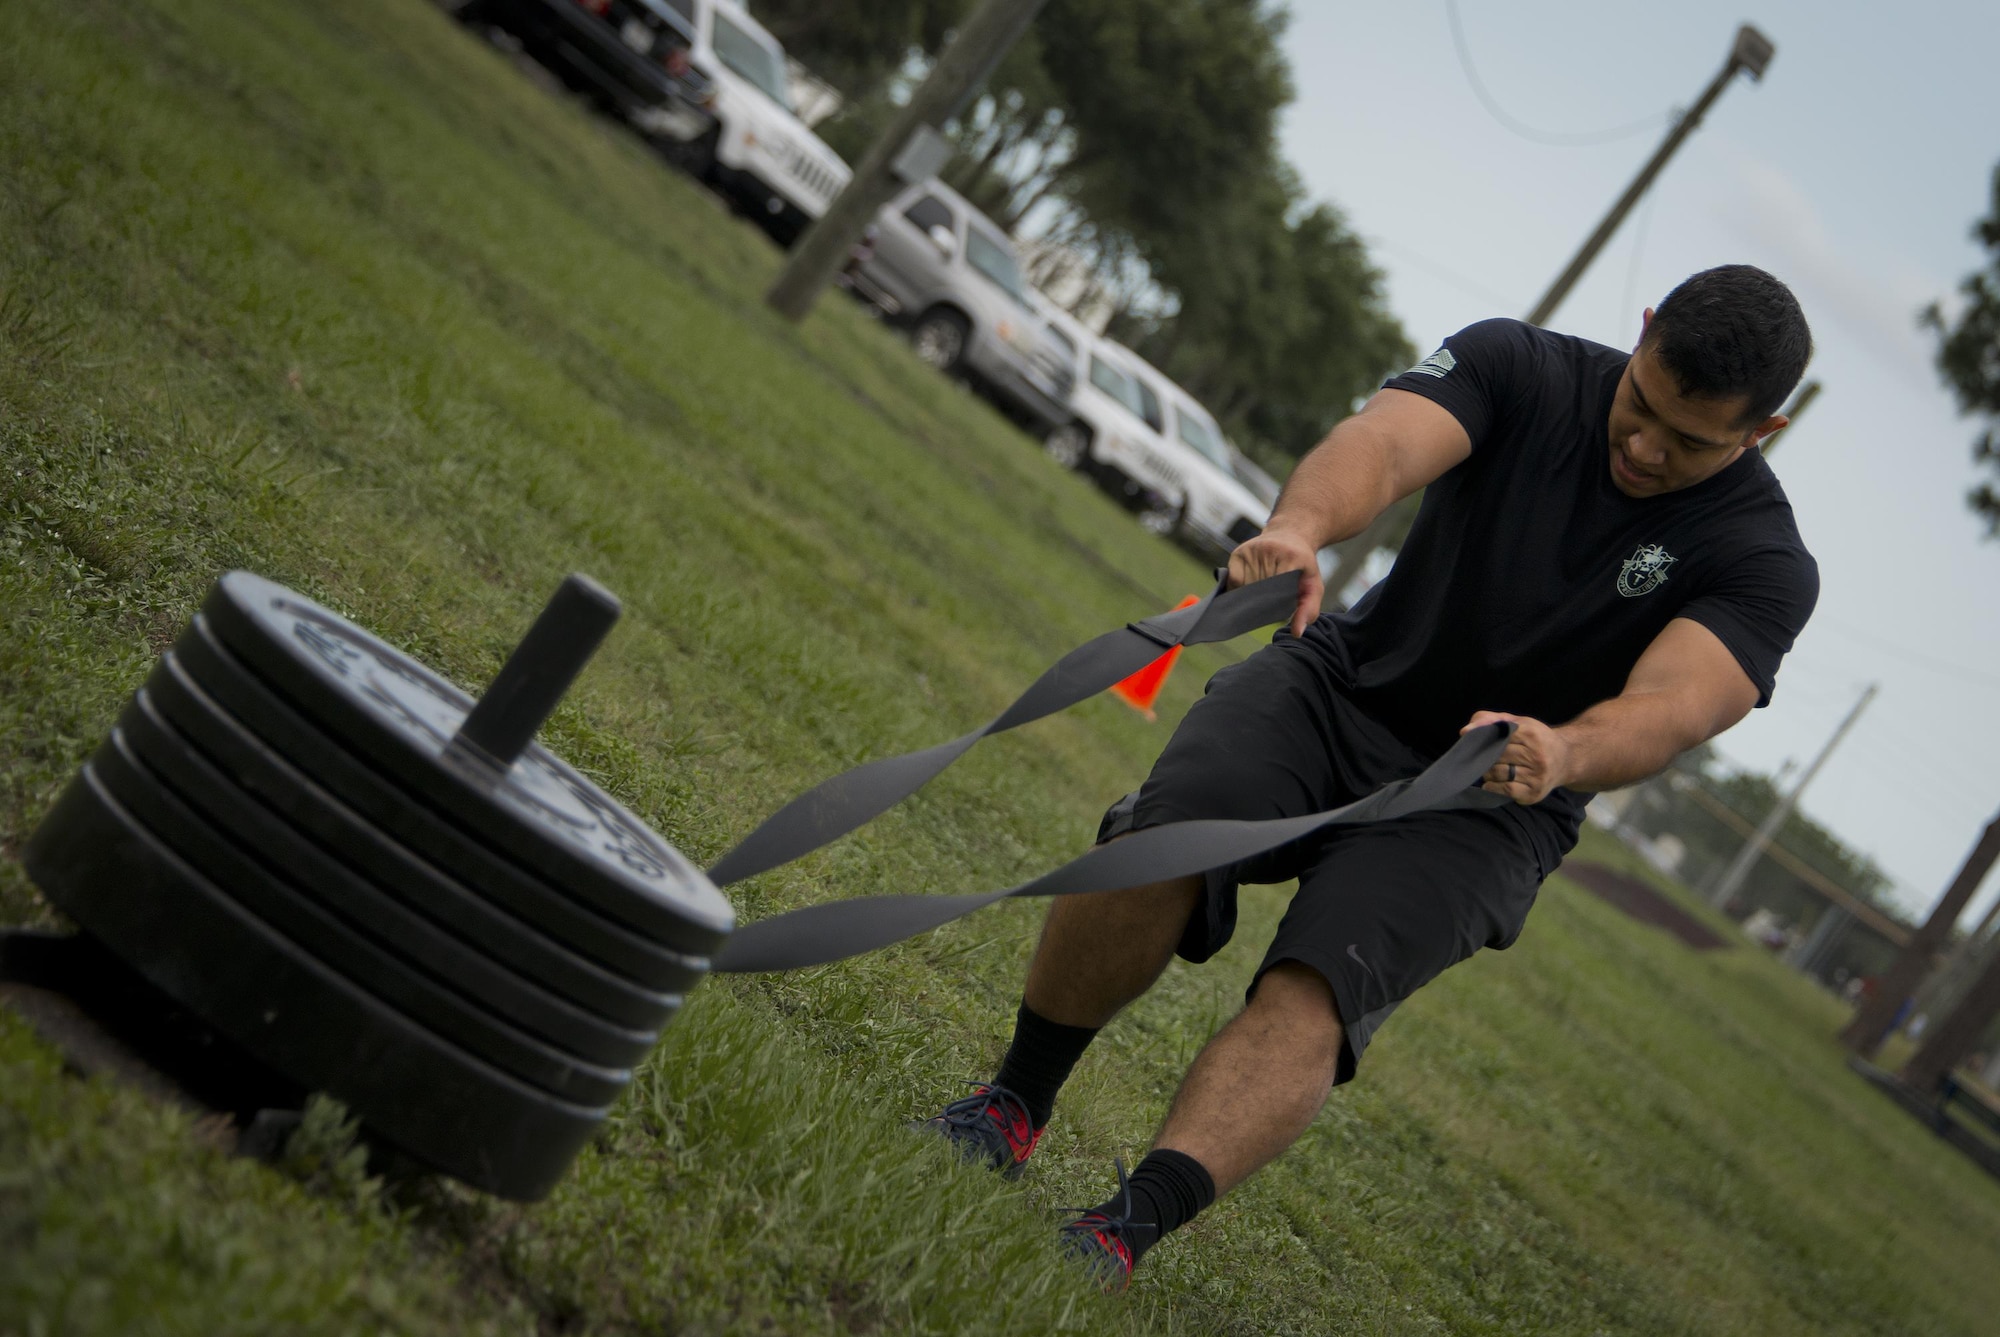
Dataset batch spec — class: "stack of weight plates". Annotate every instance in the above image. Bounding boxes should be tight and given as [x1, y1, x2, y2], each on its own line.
[23, 571, 733, 1200]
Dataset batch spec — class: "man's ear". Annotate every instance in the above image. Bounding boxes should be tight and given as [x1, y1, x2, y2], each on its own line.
[1748, 413, 1789, 448]
[1634, 306, 1655, 351]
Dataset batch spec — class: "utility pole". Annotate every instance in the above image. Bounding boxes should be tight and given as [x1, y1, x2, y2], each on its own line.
[1842, 806, 2000, 1058]
[1526, 24, 1775, 328]
[1707, 682, 1876, 912]
[765, 0, 1049, 323]
[1760, 379, 1821, 458]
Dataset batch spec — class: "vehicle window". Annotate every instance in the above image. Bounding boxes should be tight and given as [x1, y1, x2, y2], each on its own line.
[963, 228, 1029, 304]
[1088, 355, 1145, 418]
[1175, 405, 1232, 469]
[903, 195, 955, 236]
[1131, 377, 1165, 433]
[712, 13, 791, 108]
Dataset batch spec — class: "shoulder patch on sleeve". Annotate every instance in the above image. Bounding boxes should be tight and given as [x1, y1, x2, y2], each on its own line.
[1404, 347, 1457, 379]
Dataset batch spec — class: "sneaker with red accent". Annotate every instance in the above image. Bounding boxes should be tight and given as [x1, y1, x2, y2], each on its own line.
[1059, 1160, 1150, 1292]
[913, 1083, 1042, 1179]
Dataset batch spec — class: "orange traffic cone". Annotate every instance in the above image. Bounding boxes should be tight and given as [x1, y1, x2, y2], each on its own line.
[1110, 595, 1200, 721]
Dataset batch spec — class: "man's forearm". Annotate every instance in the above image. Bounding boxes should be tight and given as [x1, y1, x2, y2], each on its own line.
[1552, 690, 1715, 792]
[1470, 610, 1760, 806]
[1263, 414, 1403, 548]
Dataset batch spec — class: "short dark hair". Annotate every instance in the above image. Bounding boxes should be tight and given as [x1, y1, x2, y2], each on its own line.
[1642, 265, 1812, 426]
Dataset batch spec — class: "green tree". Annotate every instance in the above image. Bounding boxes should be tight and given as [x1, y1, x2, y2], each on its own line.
[752, 0, 967, 101]
[1923, 162, 2000, 537]
[766, 0, 1409, 466]
[1126, 167, 1411, 460]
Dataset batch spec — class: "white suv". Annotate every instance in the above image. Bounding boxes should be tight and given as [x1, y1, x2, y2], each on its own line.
[1037, 314, 1270, 553]
[654, 0, 849, 244]
[845, 181, 1077, 433]
[1037, 308, 1190, 535]
[1154, 386, 1272, 557]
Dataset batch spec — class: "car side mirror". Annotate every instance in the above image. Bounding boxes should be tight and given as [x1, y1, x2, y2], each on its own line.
[927, 224, 957, 260]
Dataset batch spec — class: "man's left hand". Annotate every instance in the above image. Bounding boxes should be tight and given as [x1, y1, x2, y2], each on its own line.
[1462, 711, 1571, 804]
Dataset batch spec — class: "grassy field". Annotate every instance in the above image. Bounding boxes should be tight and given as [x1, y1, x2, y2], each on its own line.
[3, 1, 1997, 1332]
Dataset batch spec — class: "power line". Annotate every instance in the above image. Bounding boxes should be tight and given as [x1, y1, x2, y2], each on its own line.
[1361, 232, 1524, 313]
[1834, 738, 1994, 818]
[1812, 618, 2000, 689]
[1443, 0, 1673, 147]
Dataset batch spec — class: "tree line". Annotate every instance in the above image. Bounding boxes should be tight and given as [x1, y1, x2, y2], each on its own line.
[757, 0, 1412, 473]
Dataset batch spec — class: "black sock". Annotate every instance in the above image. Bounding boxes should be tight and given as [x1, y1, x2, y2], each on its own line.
[992, 1002, 1098, 1129]
[1088, 1150, 1216, 1265]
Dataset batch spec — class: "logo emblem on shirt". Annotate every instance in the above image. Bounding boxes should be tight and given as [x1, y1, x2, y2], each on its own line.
[1616, 543, 1677, 597]
[1404, 347, 1457, 379]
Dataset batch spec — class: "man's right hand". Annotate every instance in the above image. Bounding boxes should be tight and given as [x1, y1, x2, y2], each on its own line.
[1227, 528, 1325, 637]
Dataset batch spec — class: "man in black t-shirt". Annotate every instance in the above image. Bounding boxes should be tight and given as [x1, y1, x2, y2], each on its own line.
[920, 265, 1818, 1285]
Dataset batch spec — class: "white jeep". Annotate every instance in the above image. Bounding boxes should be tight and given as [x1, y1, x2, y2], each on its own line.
[652, 0, 850, 245]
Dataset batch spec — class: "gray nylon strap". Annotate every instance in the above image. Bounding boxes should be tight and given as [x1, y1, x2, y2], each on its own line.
[702, 571, 1518, 974]
[705, 570, 1301, 887]
[712, 724, 1513, 972]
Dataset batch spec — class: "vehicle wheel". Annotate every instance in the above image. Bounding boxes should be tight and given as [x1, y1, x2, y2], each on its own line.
[1137, 496, 1185, 538]
[911, 310, 969, 373]
[1044, 422, 1090, 470]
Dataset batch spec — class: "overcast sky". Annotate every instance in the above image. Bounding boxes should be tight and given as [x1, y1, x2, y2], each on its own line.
[1277, 1, 2000, 926]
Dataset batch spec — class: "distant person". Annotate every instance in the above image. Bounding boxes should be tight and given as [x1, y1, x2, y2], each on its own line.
[917, 265, 1818, 1287]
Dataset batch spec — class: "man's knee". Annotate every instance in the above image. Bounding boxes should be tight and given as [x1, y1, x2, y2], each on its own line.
[1246, 962, 1345, 1064]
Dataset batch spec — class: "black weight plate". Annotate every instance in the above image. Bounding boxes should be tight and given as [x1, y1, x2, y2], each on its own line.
[118, 687, 665, 1070]
[174, 617, 710, 991]
[93, 723, 630, 1107]
[201, 572, 732, 952]
[145, 650, 695, 1026]
[21, 767, 606, 1201]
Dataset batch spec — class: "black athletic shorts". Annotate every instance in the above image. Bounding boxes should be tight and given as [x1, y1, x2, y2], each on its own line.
[1097, 619, 1579, 1084]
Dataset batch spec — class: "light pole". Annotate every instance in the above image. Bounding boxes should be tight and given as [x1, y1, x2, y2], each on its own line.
[1526, 24, 1775, 328]
[765, 0, 1049, 323]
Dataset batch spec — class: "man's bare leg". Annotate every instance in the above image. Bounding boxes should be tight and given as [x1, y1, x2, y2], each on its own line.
[1153, 962, 1344, 1193]
[1054, 962, 1345, 1282]
[1022, 875, 1203, 1028]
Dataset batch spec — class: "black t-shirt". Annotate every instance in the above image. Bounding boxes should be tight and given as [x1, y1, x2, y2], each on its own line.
[1337, 317, 1818, 838]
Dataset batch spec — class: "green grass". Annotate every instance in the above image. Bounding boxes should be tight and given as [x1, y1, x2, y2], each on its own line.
[2, 0, 1997, 1332]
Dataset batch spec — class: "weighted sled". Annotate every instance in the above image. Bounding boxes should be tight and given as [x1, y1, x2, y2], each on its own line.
[114, 688, 662, 1072]
[158, 629, 704, 1008]
[199, 572, 732, 953]
[92, 715, 633, 1105]
[22, 572, 726, 1199]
